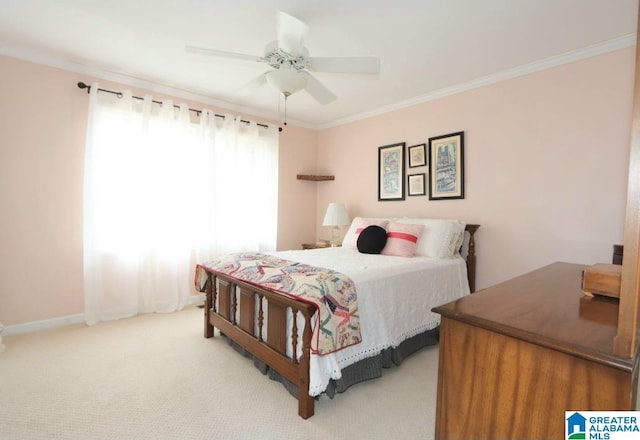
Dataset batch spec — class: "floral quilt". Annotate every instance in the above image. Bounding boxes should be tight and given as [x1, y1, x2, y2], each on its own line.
[195, 252, 361, 355]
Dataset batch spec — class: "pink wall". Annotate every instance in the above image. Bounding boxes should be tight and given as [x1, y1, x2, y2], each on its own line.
[0, 56, 87, 326]
[1, 46, 634, 326]
[0, 55, 318, 326]
[276, 124, 319, 251]
[316, 47, 635, 290]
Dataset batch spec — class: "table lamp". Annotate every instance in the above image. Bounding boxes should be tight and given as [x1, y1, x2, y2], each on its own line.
[322, 202, 350, 247]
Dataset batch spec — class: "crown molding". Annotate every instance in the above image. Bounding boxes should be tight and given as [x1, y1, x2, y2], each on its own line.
[1, 33, 635, 132]
[0, 44, 316, 131]
[317, 33, 637, 130]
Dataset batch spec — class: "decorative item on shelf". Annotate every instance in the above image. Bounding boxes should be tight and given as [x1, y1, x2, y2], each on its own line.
[322, 202, 350, 247]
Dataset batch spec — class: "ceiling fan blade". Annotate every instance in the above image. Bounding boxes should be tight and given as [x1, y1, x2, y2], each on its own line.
[303, 73, 337, 105]
[236, 72, 268, 95]
[308, 57, 380, 74]
[185, 45, 262, 63]
[276, 11, 307, 56]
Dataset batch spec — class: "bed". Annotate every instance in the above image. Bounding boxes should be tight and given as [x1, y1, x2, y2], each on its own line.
[195, 217, 479, 418]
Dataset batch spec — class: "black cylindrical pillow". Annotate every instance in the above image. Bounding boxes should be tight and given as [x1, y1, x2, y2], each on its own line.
[356, 225, 388, 254]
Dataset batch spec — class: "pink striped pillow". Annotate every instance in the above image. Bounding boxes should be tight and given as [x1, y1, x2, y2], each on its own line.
[381, 222, 424, 257]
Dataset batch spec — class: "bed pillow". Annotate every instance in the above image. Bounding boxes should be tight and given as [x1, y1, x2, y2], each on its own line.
[342, 217, 389, 248]
[397, 218, 466, 258]
[356, 225, 388, 254]
[380, 221, 424, 257]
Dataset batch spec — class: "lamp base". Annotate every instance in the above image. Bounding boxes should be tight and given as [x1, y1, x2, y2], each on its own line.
[330, 226, 341, 247]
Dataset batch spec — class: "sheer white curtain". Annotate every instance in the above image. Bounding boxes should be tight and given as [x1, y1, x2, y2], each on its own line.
[83, 84, 279, 325]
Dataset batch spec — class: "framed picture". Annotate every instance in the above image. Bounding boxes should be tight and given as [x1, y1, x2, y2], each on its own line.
[408, 173, 426, 196]
[428, 131, 464, 200]
[378, 142, 405, 201]
[408, 143, 426, 168]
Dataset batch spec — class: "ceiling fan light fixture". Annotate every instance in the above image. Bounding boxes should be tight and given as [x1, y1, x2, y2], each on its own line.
[265, 68, 307, 96]
[185, 11, 379, 106]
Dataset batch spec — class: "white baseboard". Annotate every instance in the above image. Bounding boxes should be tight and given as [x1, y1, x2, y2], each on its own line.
[4, 295, 204, 336]
[4, 313, 85, 336]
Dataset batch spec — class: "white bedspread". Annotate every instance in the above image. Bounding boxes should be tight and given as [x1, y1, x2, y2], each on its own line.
[271, 247, 470, 396]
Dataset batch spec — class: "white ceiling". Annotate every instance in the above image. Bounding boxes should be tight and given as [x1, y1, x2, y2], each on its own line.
[0, 1, 637, 129]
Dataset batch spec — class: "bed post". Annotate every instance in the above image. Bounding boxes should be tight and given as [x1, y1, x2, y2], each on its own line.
[204, 273, 214, 338]
[298, 312, 314, 419]
[465, 224, 480, 293]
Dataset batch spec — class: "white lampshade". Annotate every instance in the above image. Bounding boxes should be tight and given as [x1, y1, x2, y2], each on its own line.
[323, 203, 350, 247]
[322, 203, 350, 227]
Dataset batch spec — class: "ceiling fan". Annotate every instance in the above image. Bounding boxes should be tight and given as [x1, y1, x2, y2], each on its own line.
[185, 11, 380, 106]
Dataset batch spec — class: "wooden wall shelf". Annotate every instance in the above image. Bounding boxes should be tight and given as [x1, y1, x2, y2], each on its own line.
[296, 175, 335, 181]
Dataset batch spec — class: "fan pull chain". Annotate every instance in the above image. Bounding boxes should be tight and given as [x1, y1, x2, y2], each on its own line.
[283, 92, 289, 126]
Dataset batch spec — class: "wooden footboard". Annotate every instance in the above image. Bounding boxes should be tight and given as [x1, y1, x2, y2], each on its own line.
[201, 223, 479, 419]
[202, 271, 317, 418]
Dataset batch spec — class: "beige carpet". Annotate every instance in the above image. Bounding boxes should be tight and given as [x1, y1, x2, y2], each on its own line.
[0, 306, 438, 440]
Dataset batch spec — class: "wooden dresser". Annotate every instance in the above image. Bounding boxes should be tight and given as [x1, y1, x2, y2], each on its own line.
[432, 262, 639, 440]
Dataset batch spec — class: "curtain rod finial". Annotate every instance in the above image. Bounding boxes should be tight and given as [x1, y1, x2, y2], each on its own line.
[77, 82, 90, 93]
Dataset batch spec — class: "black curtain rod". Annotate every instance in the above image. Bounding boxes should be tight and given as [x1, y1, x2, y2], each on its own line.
[76, 82, 282, 132]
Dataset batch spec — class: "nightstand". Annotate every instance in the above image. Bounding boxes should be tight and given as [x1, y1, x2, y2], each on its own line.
[302, 242, 336, 250]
